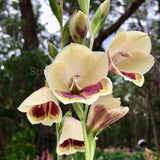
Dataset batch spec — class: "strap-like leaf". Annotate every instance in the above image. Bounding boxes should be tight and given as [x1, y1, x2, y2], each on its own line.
[49, 0, 62, 24]
[63, 21, 70, 43]
[91, 5, 102, 37]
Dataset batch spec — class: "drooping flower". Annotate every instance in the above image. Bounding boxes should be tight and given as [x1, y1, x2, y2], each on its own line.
[87, 94, 129, 131]
[57, 116, 84, 155]
[44, 43, 112, 105]
[18, 87, 62, 126]
[107, 30, 154, 87]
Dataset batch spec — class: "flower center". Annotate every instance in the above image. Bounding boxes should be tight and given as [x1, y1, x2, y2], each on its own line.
[68, 74, 82, 95]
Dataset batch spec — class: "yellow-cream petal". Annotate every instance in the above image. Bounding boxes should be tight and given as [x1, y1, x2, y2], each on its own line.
[109, 30, 151, 57]
[27, 114, 62, 126]
[55, 43, 92, 63]
[44, 62, 71, 92]
[57, 139, 84, 155]
[54, 77, 112, 105]
[79, 51, 108, 88]
[87, 95, 129, 131]
[57, 117, 84, 155]
[102, 107, 129, 128]
[87, 94, 120, 125]
[57, 139, 73, 155]
[112, 50, 154, 74]
[59, 117, 84, 144]
[18, 87, 58, 112]
[26, 101, 62, 126]
[107, 51, 145, 86]
[110, 62, 144, 86]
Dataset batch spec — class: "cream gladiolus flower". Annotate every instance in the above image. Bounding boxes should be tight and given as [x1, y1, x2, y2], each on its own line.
[107, 30, 154, 87]
[57, 116, 84, 155]
[44, 43, 112, 105]
[18, 87, 62, 126]
[87, 94, 129, 131]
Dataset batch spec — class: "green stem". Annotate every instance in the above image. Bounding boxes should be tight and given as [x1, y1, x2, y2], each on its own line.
[81, 119, 91, 160]
[84, 104, 89, 120]
[87, 0, 90, 14]
[72, 103, 84, 120]
[73, 103, 91, 160]
[89, 36, 94, 50]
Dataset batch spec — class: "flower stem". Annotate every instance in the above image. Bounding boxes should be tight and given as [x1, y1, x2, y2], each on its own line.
[73, 103, 91, 160]
[84, 104, 89, 120]
[81, 119, 91, 160]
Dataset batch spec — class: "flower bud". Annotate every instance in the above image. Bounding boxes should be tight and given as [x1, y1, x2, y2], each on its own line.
[101, 0, 110, 19]
[69, 11, 88, 43]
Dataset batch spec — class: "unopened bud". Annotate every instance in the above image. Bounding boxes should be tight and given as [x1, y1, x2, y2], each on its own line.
[101, 0, 110, 19]
[69, 11, 88, 43]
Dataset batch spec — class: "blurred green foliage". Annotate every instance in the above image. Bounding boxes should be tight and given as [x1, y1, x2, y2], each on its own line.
[73, 150, 160, 160]
[0, 128, 37, 160]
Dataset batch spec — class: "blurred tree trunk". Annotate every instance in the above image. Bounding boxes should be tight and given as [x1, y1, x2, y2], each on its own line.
[0, 128, 7, 149]
[127, 96, 135, 149]
[19, 0, 49, 156]
[146, 80, 159, 153]
[19, 0, 38, 50]
[145, 96, 151, 148]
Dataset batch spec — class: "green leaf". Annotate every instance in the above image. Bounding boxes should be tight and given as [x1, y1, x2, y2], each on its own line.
[72, 103, 83, 120]
[49, 0, 62, 24]
[63, 10, 77, 42]
[63, 110, 72, 119]
[91, 3, 109, 37]
[63, 21, 70, 43]
[78, 0, 88, 14]
[48, 42, 58, 60]
[91, 5, 101, 36]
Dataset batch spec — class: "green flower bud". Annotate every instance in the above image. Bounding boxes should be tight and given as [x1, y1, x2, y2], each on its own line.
[101, 0, 110, 19]
[69, 11, 88, 43]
